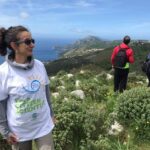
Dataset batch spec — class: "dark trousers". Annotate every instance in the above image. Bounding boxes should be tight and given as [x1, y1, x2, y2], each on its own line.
[114, 68, 129, 92]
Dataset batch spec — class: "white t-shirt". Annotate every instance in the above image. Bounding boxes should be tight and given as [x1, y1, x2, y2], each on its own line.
[0, 59, 54, 141]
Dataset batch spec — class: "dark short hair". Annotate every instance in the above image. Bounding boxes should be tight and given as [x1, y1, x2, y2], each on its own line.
[123, 35, 131, 45]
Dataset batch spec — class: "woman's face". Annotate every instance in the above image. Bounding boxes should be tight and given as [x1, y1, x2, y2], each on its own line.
[16, 31, 35, 57]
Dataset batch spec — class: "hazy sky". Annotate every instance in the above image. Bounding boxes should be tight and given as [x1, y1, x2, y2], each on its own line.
[0, 0, 150, 39]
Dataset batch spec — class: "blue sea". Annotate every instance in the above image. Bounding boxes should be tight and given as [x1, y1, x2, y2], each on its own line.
[0, 37, 75, 64]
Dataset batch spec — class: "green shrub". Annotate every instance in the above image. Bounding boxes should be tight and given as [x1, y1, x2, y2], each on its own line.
[0, 135, 11, 150]
[50, 70, 150, 149]
[52, 95, 106, 150]
[80, 82, 109, 102]
[116, 87, 150, 140]
[80, 136, 112, 150]
[127, 72, 147, 89]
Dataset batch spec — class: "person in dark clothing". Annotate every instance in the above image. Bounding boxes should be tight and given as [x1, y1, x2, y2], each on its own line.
[111, 36, 134, 92]
[144, 54, 150, 87]
[146, 68, 150, 87]
[146, 60, 150, 87]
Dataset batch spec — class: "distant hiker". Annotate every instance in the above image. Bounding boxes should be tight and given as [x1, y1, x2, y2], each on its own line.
[111, 35, 134, 92]
[0, 26, 55, 150]
[141, 53, 150, 87]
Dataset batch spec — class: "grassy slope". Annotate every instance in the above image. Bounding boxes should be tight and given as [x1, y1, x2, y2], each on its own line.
[49, 70, 149, 150]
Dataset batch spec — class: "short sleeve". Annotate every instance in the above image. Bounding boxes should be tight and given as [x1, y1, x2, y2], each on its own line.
[43, 65, 50, 85]
[35, 59, 50, 85]
[0, 79, 8, 101]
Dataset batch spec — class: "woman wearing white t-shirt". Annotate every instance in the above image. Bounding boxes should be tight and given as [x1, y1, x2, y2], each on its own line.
[0, 26, 55, 150]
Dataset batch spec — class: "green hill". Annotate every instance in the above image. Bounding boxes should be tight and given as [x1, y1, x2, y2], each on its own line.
[59, 36, 150, 59]
[45, 42, 150, 75]
[60, 36, 120, 58]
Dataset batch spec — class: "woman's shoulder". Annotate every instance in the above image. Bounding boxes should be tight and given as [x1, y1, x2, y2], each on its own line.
[0, 61, 9, 71]
[34, 59, 44, 67]
[0, 61, 9, 78]
[0, 61, 8, 67]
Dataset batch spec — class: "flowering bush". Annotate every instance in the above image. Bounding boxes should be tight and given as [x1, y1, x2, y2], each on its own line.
[116, 87, 150, 140]
[51, 70, 110, 150]
[52, 95, 106, 150]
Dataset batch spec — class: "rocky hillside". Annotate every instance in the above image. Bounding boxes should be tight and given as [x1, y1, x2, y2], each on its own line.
[60, 36, 119, 58]
[45, 42, 150, 76]
[59, 36, 150, 58]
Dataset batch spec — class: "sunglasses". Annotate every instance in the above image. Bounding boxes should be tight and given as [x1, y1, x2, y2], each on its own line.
[16, 38, 35, 46]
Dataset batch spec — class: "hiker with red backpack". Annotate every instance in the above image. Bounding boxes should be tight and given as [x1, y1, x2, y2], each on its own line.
[111, 36, 134, 92]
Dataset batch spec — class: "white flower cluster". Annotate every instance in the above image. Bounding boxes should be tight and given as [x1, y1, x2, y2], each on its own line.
[50, 70, 87, 100]
[106, 73, 113, 80]
[66, 73, 74, 78]
[71, 90, 85, 100]
[51, 92, 59, 98]
[75, 80, 81, 89]
[80, 70, 85, 74]
[108, 121, 124, 136]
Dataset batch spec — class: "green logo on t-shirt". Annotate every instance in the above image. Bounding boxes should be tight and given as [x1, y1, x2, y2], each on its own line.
[15, 98, 44, 114]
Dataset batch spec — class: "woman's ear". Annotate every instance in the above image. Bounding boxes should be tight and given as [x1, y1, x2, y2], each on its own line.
[10, 42, 18, 52]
